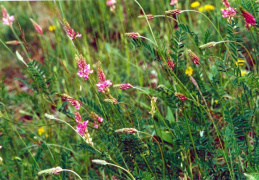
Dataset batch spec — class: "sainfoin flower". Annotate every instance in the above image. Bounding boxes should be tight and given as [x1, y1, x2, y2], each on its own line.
[1, 5, 14, 26]
[175, 92, 187, 103]
[221, 7, 236, 19]
[113, 83, 133, 90]
[74, 112, 82, 123]
[76, 54, 93, 81]
[76, 121, 89, 136]
[97, 80, 112, 92]
[30, 18, 43, 34]
[68, 98, 81, 110]
[188, 49, 199, 65]
[170, 0, 178, 6]
[167, 59, 175, 70]
[106, 0, 116, 12]
[240, 8, 256, 30]
[222, 0, 230, 8]
[63, 19, 82, 40]
[125, 32, 140, 39]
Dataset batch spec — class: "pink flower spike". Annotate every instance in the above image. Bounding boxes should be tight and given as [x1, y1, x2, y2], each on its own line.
[113, 83, 133, 90]
[170, 0, 178, 6]
[167, 59, 175, 70]
[96, 80, 112, 92]
[68, 98, 81, 110]
[76, 55, 93, 81]
[74, 112, 82, 123]
[30, 18, 43, 34]
[98, 62, 106, 82]
[76, 121, 88, 136]
[63, 19, 82, 40]
[96, 115, 103, 123]
[240, 8, 256, 30]
[1, 5, 14, 26]
[222, 0, 230, 8]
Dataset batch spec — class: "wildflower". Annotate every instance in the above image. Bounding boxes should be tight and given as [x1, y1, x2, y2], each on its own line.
[199, 42, 217, 49]
[175, 92, 187, 103]
[97, 62, 106, 82]
[113, 83, 133, 90]
[221, 7, 236, 19]
[94, 122, 98, 129]
[185, 66, 193, 76]
[240, 7, 256, 30]
[92, 159, 109, 165]
[30, 18, 43, 34]
[76, 54, 93, 81]
[222, 0, 230, 8]
[38, 166, 63, 175]
[138, 14, 154, 20]
[198, 6, 204, 12]
[68, 98, 81, 110]
[191, 1, 200, 8]
[106, 0, 116, 12]
[204, 5, 215, 11]
[215, 99, 218, 104]
[241, 70, 247, 76]
[38, 127, 45, 136]
[97, 80, 112, 92]
[167, 59, 175, 70]
[1, 5, 14, 26]
[149, 97, 157, 118]
[74, 112, 81, 123]
[170, 0, 178, 6]
[49, 25, 56, 31]
[115, 128, 138, 134]
[188, 49, 199, 65]
[0, 157, 2, 165]
[6, 40, 20, 45]
[236, 59, 245, 66]
[76, 121, 89, 136]
[125, 32, 141, 39]
[62, 19, 82, 40]
[165, 9, 181, 16]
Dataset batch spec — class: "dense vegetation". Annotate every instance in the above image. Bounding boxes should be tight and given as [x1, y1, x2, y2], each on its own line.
[0, 0, 259, 179]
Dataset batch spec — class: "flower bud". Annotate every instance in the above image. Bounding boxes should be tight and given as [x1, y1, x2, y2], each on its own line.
[30, 18, 43, 34]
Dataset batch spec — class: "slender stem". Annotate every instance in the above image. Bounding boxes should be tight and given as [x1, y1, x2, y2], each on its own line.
[154, 15, 179, 22]
[106, 163, 135, 180]
[133, 0, 158, 46]
[62, 169, 83, 180]
[139, 36, 157, 46]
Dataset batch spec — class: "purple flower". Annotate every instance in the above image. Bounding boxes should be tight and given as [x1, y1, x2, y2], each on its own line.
[221, 7, 236, 19]
[76, 55, 93, 81]
[96, 80, 112, 92]
[240, 8, 256, 30]
[1, 6, 14, 26]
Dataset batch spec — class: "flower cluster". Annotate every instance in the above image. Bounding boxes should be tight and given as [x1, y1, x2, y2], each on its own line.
[240, 8, 256, 30]
[62, 19, 82, 40]
[1, 5, 14, 26]
[167, 59, 175, 70]
[175, 93, 187, 103]
[68, 97, 81, 110]
[188, 49, 199, 65]
[90, 111, 104, 129]
[113, 83, 133, 90]
[170, 0, 178, 6]
[96, 62, 112, 92]
[76, 54, 93, 81]
[221, 0, 236, 20]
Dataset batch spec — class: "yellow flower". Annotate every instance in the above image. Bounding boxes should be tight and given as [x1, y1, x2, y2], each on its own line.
[185, 66, 193, 76]
[241, 70, 247, 76]
[191, 1, 200, 8]
[236, 59, 245, 66]
[48, 25, 56, 31]
[214, 100, 218, 104]
[38, 127, 45, 136]
[198, 6, 204, 12]
[204, 5, 215, 11]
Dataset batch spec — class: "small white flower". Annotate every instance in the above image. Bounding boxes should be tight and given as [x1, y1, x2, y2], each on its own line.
[200, 130, 204, 137]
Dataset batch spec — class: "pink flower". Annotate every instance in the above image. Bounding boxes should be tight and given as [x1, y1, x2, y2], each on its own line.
[188, 50, 199, 65]
[125, 32, 141, 39]
[113, 83, 133, 90]
[240, 8, 256, 30]
[222, 0, 230, 8]
[97, 80, 112, 92]
[30, 18, 43, 34]
[221, 7, 236, 19]
[175, 93, 187, 103]
[68, 98, 81, 110]
[170, 0, 178, 6]
[98, 64, 106, 83]
[76, 121, 88, 136]
[76, 55, 93, 81]
[1, 6, 14, 26]
[74, 112, 82, 123]
[96, 114, 103, 123]
[167, 59, 175, 70]
[94, 122, 98, 129]
[106, 0, 116, 6]
[63, 20, 82, 40]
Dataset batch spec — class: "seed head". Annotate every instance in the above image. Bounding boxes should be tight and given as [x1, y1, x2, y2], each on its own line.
[92, 159, 109, 165]
[38, 166, 63, 175]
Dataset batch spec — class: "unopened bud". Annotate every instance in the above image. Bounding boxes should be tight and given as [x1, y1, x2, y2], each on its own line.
[138, 14, 154, 20]
[38, 166, 63, 175]
[30, 18, 43, 34]
[125, 32, 141, 39]
[92, 159, 109, 165]
[199, 42, 217, 49]
[115, 128, 138, 134]
[6, 40, 20, 45]
[165, 9, 181, 15]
